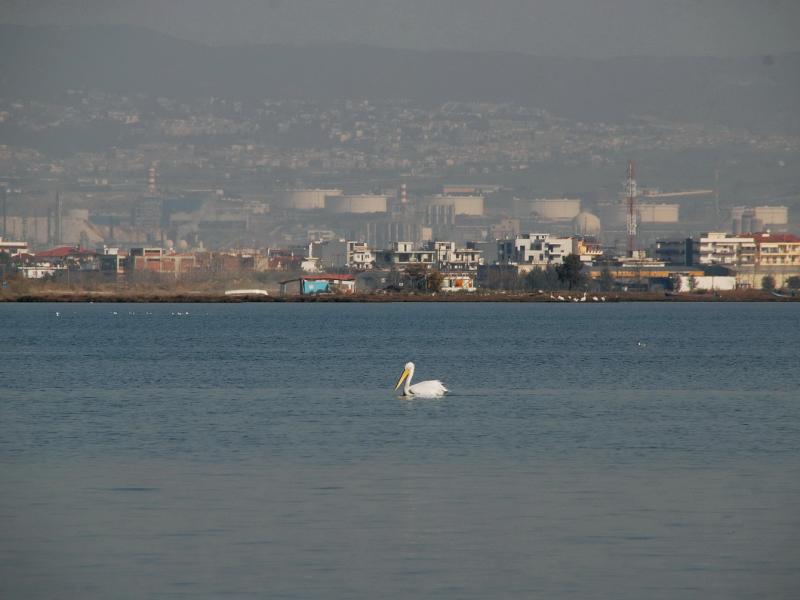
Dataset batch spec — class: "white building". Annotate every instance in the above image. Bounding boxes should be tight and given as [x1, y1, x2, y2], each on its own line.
[376, 241, 482, 271]
[676, 275, 736, 292]
[498, 233, 573, 267]
[695, 232, 756, 266]
[311, 240, 375, 270]
[429, 241, 483, 270]
[0, 237, 28, 255]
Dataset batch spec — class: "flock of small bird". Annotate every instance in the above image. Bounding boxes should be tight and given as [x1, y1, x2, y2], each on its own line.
[546, 291, 606, 302]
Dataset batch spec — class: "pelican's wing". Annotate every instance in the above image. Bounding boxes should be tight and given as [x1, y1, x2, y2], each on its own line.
[409, 379, 448, 397]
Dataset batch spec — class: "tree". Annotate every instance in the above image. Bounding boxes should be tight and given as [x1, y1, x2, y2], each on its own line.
[404, 264, 428, 291]
[598, 268, 615, 292]
[556, 254, 584, 290]
[687, 274, 698, 292]
[525, 266, 555, 291]
[426, 269, 445, 292]
[785, 276, 800, 290]
[761, 274, 776, 291]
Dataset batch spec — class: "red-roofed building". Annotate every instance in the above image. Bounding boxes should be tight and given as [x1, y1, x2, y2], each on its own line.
[34, 246, 96, 260]
[754, 233, 800, 267]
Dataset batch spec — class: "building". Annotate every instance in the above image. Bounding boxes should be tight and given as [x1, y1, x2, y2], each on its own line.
[498, 233, 573, 269]
[428, 241, 483, 271]
[128, 247, 164, 272]
[440, 274, 476, 292]
[695, 233, 756, 266]
[311, 240, 375, 271]
[675, 275, 737, 292]
[375, 241, 482, 271]
[754, 233, 800, 267]
[572, 237, 603, 264]
[654, 238, 694, 266]
[279, 275, 356, 296]
[375, 241, 435, 269]
[0, 237, 28, 255]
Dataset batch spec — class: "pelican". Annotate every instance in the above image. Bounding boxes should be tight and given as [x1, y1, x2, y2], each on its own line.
[394, 362, 448, 398]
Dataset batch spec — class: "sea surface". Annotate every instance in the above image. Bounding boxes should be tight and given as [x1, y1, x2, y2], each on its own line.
[1, 302, 798, 599]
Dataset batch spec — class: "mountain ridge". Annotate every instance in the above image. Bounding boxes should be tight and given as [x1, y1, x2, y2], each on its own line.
[1, 24, 798, 133]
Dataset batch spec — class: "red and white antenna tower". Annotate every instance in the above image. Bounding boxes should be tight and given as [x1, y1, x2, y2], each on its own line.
[626, 160, 637, 257]
[400, 182, 407, 204]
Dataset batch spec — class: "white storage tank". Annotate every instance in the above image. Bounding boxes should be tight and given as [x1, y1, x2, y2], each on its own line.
[530, 198, 581, 221]
[423, 195, 484, 216]
[637, 203, 679, 223]
[275, 189, 342, 210]
[573, 211, 601, 236]
[325, 194, 388, 214]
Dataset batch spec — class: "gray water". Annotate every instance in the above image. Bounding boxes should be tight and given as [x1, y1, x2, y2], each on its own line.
[1, 302, 798, 599]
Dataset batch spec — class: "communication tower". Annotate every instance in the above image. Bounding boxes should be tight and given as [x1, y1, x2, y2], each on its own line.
[626, 160, 637, 257]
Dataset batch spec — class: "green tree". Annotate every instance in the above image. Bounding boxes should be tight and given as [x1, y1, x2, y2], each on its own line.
[687, 274, 698, 292]
[598, 268, 615, 292]
[761, 274, 776, 291]
[785, 276, 800, 290]
[556, 254, 584, 290]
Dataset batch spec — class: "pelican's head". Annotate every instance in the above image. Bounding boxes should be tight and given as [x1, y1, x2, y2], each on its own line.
[394, 362, 415, 390]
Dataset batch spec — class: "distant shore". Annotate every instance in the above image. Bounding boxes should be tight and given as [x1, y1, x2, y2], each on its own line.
[1, 290, 797, 303]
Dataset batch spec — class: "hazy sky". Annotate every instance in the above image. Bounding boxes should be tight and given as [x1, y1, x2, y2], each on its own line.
[2, 0, 799, 57]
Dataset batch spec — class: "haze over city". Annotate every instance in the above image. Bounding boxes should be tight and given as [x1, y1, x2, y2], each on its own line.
[2, 3, 800, 600]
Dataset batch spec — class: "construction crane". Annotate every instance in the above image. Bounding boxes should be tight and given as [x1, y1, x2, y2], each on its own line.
[640, 189, 714, 198]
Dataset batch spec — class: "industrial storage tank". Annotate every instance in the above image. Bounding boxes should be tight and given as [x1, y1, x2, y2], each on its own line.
[325, 194, 388, 214]
[637, 203, 679, 223]
[573, 212, 601, 236]
[275, 189, 342, 210]
[423, 195, 484, 216]
[731, 206, 788, 225]
[530, 198, 581, 221]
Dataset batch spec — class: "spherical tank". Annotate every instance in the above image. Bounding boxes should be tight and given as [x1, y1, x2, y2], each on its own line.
[573, 211, 601, 236]
[325, 195, 388, 214]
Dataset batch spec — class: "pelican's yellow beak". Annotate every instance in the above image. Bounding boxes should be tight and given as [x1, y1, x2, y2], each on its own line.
[395, 367, 410, 390]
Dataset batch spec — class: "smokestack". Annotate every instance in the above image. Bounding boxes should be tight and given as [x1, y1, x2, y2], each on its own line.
[148, 161, 158, 195]
[1, 186, 6, 239]
[55, 192, 63, 245]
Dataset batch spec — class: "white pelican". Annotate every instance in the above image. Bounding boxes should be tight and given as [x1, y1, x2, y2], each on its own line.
[394, 362, 448, 398]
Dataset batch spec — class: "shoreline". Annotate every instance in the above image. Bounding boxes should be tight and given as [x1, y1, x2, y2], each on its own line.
[1, 291, 797, 303]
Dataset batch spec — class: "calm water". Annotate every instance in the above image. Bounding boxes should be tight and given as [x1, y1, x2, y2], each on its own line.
[1, 302, 798, 599]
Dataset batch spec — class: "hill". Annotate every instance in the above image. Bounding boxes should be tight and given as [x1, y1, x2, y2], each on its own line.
[1, 24, 798, 133]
